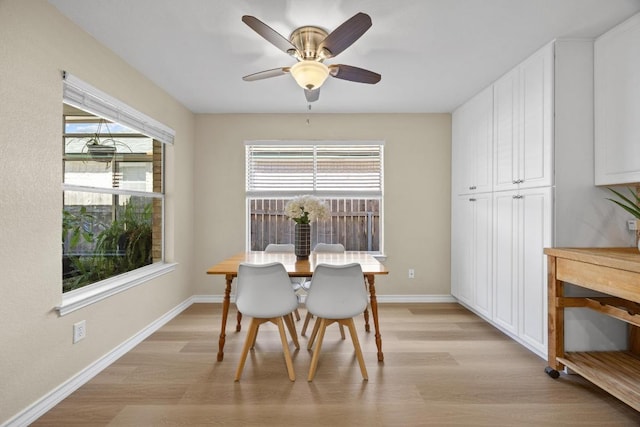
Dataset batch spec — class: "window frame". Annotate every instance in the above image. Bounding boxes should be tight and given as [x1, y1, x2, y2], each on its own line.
[58, 73, 176, 316]
[245, 140, 385, 253]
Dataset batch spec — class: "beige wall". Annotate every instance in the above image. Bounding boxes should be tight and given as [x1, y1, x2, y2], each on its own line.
[0, 1, 196, 423]
[193, 114, 452, 298]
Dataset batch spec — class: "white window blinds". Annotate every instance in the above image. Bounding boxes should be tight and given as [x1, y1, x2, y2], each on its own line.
[246, 142, 384, 197]
[62, 71, 175, 145]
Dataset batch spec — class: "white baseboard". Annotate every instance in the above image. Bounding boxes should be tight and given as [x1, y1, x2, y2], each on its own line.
[3, 297, 195, 427]
[191, 294, 457, 304]
[4, 295, 455, 426]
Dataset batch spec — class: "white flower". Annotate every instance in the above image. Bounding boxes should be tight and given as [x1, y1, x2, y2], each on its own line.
[284, 195, 330, 224]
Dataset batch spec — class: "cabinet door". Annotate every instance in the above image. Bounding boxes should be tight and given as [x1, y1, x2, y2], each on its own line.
[452, 102, 473, 195]
[494, 43, 553, 192]
[493, 187, 552, 351]
[518, 187, 552, 354]
[493, 191, 519, 334]
[451, 195, 474, 304]
[472, 193, 493, 318]
[452, 193, 493, 314]
[595, 13, 640, 185]
[519, 46, 553, 189]
[468, 87, 493, 194]
[452, 86, 493, 195]
[493, 69, 519, 192]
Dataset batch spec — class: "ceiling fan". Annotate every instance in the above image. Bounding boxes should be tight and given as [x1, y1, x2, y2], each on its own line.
[241, 12, 381, 102]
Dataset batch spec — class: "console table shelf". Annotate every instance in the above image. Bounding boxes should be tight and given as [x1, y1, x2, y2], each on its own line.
[544, 247, 640, 412]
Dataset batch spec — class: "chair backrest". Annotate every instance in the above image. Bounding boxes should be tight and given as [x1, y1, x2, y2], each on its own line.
[264, 243, 295, 253]
[236, 262, 299, 318]
[312, 243, 345, 253]
[305, 263, 367, 319]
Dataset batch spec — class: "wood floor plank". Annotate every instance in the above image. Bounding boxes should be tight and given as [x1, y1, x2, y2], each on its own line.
[32, 303, 640, 426]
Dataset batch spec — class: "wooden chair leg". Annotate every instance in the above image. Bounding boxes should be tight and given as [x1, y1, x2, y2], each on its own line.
[283, 313, 300, 349]
[301, 312, 313, 336]
[345, 318, 368, 380]
[308, 318, 330, 381]
[308, 316, 321, 350]
[235, 318, 261, 381]
[275, 317, 296, 381]
[294, 308, 301, 321]
[308, 316, 344, 346]
[251, 323, 260, 349]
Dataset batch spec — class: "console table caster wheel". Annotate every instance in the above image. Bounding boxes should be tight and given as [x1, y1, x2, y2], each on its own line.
[545, 366, 560, 379]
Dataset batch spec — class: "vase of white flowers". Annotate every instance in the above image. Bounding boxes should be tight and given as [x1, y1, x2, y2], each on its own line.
[284, 195, 330, 260]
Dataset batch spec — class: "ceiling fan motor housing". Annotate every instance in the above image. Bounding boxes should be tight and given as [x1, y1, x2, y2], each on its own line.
[289, 26, 330, 61]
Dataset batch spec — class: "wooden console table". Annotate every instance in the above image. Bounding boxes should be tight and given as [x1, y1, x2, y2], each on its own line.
[544, 247, 640, 411]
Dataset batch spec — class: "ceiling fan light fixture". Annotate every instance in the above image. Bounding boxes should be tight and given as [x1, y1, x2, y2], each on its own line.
[290, 60, 329, 90]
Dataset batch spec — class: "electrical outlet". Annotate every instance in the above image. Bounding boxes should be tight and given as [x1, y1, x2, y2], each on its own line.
[408, 268, 415, 279]
[628, 219, 637, 231]
[73, 320, 86, 343]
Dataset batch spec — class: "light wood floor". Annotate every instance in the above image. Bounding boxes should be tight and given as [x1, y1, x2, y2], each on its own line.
[33, 303, 640, 426]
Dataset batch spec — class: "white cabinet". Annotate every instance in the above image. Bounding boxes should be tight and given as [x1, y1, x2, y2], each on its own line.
[452, 86, 493, 195]
[494, 44, 553, 192]
[594, 12, 640, 185]
[451, 193, 492, 318]
[452, 40, 601, 358]
[493, 188, 552, 353]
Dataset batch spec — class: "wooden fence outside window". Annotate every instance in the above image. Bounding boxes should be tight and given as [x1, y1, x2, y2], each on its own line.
[250, 198, 380, 251]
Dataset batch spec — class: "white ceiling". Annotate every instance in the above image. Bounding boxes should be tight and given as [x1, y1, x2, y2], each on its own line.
[49, 0, 640, 114]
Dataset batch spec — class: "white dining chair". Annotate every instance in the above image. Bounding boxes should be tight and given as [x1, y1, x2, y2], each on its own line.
[301, 243, 346, 337]
[305, 263, 369, 381]
[264, 243, 303, 321]
[234, 262, 300, 381]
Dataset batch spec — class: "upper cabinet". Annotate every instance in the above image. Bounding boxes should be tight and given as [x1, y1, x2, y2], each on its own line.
[494, 44, 554, 192]
[595, 13, 640, 185]
[452, 86, 493, 195]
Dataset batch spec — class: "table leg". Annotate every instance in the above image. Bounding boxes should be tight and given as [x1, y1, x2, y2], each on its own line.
[217, 274, 233, 362]
[236, 310, 243, 332]
[547, 256, 564, 373]
[363, 307, 370, 332]
[366, 274, 383, 362]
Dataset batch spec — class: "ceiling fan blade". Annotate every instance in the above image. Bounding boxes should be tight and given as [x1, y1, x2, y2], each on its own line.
[242, 15, 299, 57]
[242, 67, 290, 81]
[305, 89, 320, 102]
[329, 64, 381, 84]
[318, 12, 372, 58]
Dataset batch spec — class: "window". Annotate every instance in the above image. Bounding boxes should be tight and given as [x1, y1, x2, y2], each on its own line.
[60, 73, 174, 311]
[245, 141, 384, 252]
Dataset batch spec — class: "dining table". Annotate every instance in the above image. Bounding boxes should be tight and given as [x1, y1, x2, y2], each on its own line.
[206, 251, 389, 362]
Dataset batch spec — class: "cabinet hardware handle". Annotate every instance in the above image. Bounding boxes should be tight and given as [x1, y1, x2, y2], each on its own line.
[469, 186, 477, 190]
[512, 180, 518, 184]
[512, 195, 523, 199]
[469, 198, 477, 202]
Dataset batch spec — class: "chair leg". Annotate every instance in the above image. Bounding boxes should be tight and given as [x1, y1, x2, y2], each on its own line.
[294, 308, 301, 321]
[235, 318, 261, 381]
[307, 316, 321, 350]
[308, 317, 344, 348]
[339, 324, 346, 340]
[283, 313, 300, 349]
[301, 312, 313, 336]
[345, 318, 368, 380]
[251, 323, 260, 349]
[308, 318, 330, 381]
[275, 317, 296, 381]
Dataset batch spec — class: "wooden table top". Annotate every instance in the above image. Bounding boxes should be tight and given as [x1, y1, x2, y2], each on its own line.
[206, 251, 389, 277]
[544, 247, 640, 274]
